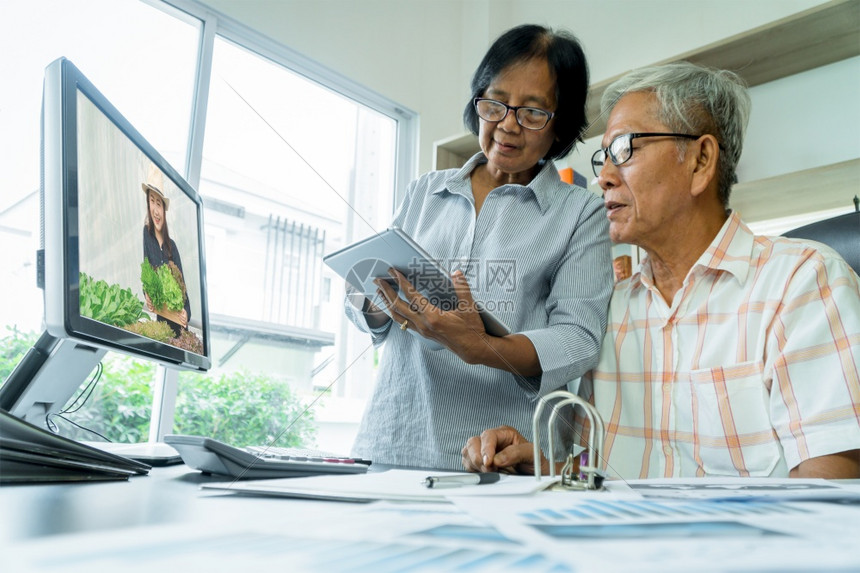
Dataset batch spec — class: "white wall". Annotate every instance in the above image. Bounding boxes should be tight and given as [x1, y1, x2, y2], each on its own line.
[495, 0, 830, 83]
[741, 55, 860, 183]
[198, 0, 839, 176]
[568, 53, 860, 192]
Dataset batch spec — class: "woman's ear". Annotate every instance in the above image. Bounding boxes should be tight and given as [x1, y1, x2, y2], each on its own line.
[689, 134, 720, 199]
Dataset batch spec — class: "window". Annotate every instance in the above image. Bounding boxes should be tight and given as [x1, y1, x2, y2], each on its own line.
[0, 0, 415, 452]
[193, 35, 401, 450]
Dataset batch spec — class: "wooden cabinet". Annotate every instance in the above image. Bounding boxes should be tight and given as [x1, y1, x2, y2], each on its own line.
[433, 132, 481, 171]
[731, 158, 860, 223]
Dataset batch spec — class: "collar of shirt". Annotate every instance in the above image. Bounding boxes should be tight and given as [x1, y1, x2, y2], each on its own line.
[694, 210, 754, 284]
[633, 210, 754, 293]
[436, 152, 564, 215]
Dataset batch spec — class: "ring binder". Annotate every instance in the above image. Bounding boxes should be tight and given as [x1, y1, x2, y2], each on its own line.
[532, 390, 605, 490]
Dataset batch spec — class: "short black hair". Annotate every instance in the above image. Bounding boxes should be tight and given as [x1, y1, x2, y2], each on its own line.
[463, 24, 590, 160]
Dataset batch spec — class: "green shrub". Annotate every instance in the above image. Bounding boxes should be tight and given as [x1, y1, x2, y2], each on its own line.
[0, 326, 38, 382]
[62, 355, 155, 443]
[174, 369, 316, 448]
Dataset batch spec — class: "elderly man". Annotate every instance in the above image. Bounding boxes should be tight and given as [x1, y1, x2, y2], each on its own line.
[462, 62, 860, 479]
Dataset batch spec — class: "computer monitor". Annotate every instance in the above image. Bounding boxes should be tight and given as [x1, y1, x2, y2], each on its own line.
[0, 57, 210, 428]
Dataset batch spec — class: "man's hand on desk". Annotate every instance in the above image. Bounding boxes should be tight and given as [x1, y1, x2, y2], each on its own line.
[464, 431, 860, 479]
[461, 425, 559, 475]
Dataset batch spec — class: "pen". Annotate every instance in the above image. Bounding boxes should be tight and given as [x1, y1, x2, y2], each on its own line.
[422, 472, 500, 489]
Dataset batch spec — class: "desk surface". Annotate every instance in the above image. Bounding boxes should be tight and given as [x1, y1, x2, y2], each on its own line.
[2, 463, 433, 543]
[3, 465, 860, 573]
[2, 464, 576, 572]
[1, 464, 258, 542]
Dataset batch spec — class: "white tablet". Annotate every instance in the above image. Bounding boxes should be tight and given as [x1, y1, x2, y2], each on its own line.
[324, 227, 512, 344]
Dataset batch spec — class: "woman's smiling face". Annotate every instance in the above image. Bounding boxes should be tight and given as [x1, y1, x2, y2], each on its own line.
[148, 191, 165, 234]
[478, 57, 558, 183]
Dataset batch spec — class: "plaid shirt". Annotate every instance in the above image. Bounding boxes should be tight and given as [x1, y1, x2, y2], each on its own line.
[579, 211, 860, 478]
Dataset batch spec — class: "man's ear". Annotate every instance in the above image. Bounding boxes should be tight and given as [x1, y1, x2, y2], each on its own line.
[690, 134, 720, 198]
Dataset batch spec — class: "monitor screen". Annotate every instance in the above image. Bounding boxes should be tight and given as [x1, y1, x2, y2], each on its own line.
[0, 57, 210, 425]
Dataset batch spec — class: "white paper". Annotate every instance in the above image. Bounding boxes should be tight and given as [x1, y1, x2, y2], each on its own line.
[451, 480, 860, 572]
[202, 469, 559, 502]
[4, 496, 570, 572]
[607, 476, 860, 500]
[7, 473, 860, 572]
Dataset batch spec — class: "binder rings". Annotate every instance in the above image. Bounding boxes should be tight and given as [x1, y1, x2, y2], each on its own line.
[533, 390, 606, 491]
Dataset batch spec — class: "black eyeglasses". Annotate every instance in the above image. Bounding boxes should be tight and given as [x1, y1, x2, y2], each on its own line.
[473, 98, 555, 131]
[591, 132, 703, 178]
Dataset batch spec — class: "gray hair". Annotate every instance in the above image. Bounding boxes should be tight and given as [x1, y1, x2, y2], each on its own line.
[601, 61, 751, 207]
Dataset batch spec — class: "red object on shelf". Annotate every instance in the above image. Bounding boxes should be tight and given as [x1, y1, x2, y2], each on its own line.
[559, 167, 574, 184]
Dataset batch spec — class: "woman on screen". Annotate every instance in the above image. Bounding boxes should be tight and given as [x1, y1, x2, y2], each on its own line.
[141, 164, 190, 337]
[344, 24, 613, 470]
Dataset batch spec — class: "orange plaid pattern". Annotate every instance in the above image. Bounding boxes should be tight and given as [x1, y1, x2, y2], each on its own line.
[578, 212, 860, 478]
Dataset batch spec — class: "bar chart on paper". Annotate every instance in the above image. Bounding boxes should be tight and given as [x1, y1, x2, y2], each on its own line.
[518, 499, 811, 524]
[449, 486, 860, 572]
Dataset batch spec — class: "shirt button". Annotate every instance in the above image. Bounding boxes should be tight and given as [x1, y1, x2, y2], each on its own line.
[663, 445, 672, 455]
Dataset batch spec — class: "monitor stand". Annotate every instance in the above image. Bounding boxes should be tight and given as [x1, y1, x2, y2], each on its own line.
[0, 331, 106, 427]
[1, 332, 185, 467]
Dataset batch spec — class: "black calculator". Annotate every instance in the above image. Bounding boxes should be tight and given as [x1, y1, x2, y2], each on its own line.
[164, 434, 370, 479]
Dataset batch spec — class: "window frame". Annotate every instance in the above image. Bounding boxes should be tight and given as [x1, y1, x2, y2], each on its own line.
[147, 0, 418, 439]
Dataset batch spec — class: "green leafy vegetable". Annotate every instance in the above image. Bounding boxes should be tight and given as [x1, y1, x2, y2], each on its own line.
[158, 263, 184, 311]
[79, 272, 146, 327]
[167, 261, 186, 300]
[141, 257, 186, 312]
[141, 258, 163, 309]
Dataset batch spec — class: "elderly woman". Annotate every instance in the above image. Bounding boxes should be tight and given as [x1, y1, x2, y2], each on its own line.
[346, 24, 613, 470]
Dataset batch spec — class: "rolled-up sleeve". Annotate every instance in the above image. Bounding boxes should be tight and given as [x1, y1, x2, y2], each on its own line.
[343, 295, 392, 347]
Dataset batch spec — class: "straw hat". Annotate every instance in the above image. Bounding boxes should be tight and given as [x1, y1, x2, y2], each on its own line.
[141, 163, 169, 211]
